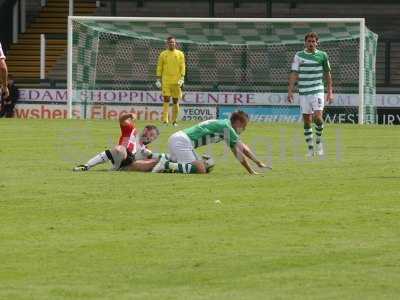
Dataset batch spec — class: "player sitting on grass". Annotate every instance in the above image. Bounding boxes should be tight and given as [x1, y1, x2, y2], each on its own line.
[152, 111, 267, 175]
[73, 113, 161, 172]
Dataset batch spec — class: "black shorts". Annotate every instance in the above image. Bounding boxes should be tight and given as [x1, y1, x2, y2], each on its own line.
[119, 151, 136, 169]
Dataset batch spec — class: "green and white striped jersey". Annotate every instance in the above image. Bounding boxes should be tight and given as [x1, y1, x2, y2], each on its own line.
[291, 49, 331, 96]
[183, 119, 240, 148]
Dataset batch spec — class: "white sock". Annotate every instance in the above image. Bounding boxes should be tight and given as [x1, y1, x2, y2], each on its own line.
[86, 151, 110, 169]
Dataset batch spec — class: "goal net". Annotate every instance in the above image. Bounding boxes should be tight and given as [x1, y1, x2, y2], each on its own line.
[67, 17, 378, 124]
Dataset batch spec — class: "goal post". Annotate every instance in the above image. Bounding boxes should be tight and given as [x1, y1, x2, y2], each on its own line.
[359, 18, 365, 125]
[67, 17, 378, 124]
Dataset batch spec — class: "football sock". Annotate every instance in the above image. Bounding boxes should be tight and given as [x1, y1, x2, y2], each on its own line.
[304, 124, 314, 151]
[172, 99, 180, 123]
[162, 101, 169, 123]
[165, 161, 198, 174]
[315, 120, 324, 145]
[86, 150, 112, 169]
[151, 152, 170, 160]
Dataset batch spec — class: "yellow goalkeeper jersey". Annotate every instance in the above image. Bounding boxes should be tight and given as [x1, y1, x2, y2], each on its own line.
[156, 49, 186, 84]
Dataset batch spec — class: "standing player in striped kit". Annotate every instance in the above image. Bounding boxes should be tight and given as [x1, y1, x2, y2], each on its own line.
[288, 32, 334, 157]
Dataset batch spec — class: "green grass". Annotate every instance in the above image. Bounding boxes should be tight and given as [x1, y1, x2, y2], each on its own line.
[1, 119, 400, 300]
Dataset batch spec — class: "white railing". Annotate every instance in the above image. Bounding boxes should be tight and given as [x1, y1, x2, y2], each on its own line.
[12, 0, 30, 42]
[20, 0, 26, 33]
[69, 0, 73, 16]
[40, 34, 46, 79]
[12, 0, 19, 43]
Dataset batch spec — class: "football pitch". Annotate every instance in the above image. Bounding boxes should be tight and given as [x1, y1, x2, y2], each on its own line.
[1, 119, 399, 299]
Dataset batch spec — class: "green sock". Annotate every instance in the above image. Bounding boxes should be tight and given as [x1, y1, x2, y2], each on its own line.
[304, 124, 314, 150]
[150, 152, 169, 160]
[165, 161, 198, 174]
[315, 122, 324, 145]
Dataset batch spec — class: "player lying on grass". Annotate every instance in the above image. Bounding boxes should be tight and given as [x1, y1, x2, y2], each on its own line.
[73, 113, 161, 172]
[152, 111, 268, 175]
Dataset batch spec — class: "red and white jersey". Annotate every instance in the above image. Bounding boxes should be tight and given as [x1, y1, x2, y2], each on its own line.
[118, 122, 148, 157]
[119, 122, 139, 153]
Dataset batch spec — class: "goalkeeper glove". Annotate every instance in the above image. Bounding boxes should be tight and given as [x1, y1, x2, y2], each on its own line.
[155, 79, 162, 89]
[178, 78, 184, 87]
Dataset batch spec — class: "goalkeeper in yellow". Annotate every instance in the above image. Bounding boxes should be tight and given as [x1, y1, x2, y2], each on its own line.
[156, 36, 186, 126]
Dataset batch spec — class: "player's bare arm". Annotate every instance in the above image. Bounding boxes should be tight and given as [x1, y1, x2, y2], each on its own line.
[124, 158, 159, 172]
[287, 72, 298, 103]
[0, 58, 9, 99]
[119, 113, 136, 126]
[231, 145, 257, 175]
[236, 142, 267, 168]
[325, 71, 333, 103]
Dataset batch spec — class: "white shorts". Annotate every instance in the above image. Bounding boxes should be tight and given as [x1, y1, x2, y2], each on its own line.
[168, 131, 199, 164]
[299, 94, 324, 115]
